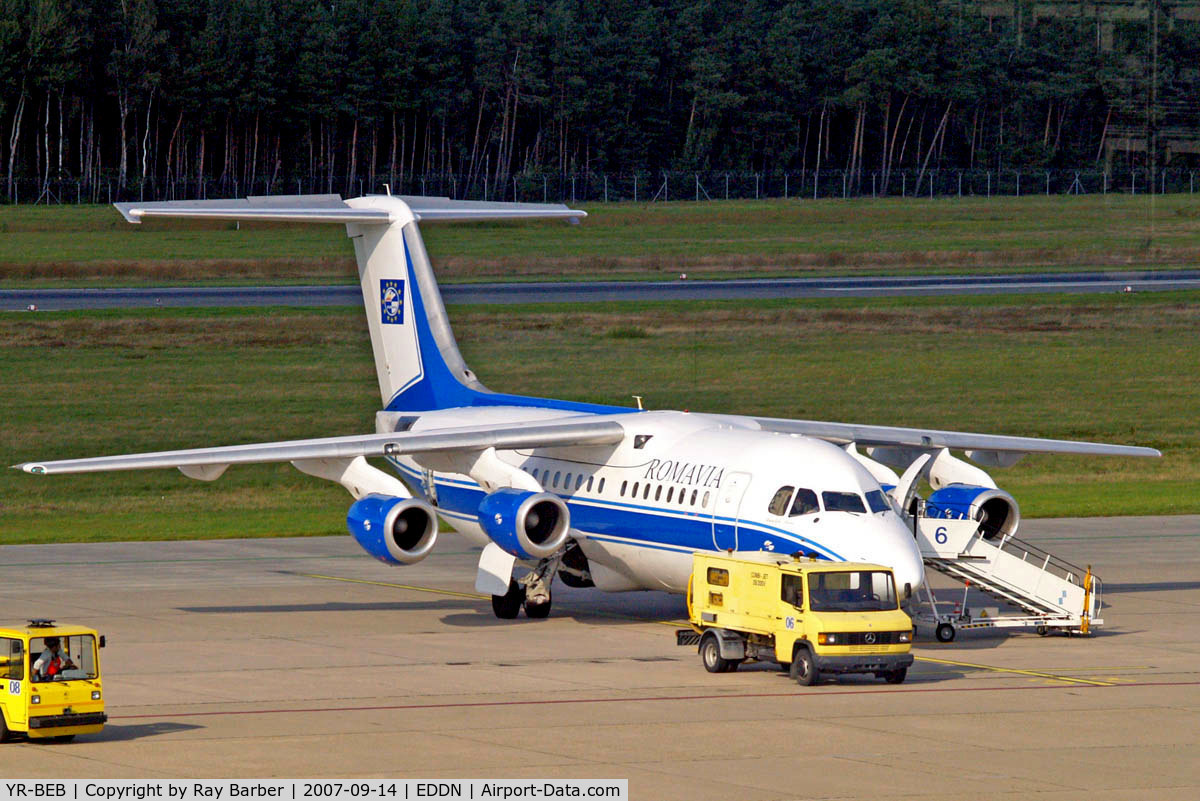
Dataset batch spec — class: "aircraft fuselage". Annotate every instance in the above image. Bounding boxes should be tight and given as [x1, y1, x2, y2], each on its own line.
[389, 408, 926, 596]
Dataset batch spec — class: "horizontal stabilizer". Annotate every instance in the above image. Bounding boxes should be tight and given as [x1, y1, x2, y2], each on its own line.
[15, 417, 625, 475]
[398, 196, 586, 223]
[115, 194, 584, 225]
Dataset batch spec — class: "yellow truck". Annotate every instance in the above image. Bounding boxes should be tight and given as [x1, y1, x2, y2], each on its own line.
[1, 620, 107, 742]
[681, 552, 914, 686]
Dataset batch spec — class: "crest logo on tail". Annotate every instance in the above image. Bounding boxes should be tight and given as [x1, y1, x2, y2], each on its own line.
[380, 279, 405, 324]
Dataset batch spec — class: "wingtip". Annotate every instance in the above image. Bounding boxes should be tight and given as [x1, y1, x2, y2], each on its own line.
[13, 463, 46, 474]
[112, 203, 143, 224]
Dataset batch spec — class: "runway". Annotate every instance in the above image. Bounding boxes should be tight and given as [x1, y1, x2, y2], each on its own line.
[3, 269, 1200, 310]
[1, 516, 1198, 798]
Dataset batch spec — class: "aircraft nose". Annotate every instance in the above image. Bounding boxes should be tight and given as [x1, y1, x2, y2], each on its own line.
[854, 515, 925, 597]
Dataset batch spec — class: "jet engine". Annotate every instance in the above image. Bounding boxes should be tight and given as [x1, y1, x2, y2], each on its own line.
[478, 489, 570, 560]
[346, 494, 439, 565]
[925, 484, 1020, 540]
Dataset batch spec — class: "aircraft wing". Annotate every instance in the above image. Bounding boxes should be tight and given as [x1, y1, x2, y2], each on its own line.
[14, 418, 625, 475]
[743, 415, 1160, 459]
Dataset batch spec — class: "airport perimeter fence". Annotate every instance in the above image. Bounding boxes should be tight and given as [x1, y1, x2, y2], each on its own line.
[4, 167, 1199, 206]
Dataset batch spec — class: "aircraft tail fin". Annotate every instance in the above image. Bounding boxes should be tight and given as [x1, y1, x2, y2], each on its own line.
[114, 194, 586, 411]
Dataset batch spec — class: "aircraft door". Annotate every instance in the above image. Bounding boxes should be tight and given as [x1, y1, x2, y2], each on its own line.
[711, 471, 751, 551]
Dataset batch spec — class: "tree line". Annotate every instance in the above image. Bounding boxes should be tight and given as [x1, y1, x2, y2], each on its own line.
[2, 0, 1195, 202]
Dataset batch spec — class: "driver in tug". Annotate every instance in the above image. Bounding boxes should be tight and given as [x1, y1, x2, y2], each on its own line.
[33, 636, 75, 680]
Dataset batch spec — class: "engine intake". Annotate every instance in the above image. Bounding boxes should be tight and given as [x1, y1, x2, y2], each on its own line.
[926, 484, 1020, 540]
[347, 494, 439, 565]
[478, 489, 570, 560]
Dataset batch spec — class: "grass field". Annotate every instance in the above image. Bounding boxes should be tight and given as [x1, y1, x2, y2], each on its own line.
[3, 291, 1198, 545]
[2, 194, 1198, 286]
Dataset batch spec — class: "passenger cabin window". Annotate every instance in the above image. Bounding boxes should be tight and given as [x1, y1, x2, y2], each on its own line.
[790, 488, 819, 516]
[690, 490, 698, 506]
[620, 480, 627, 496]
[666, 487, 674, 503]
[564, 473, 573, 490]
[632, 482, 640, 498]
[707, 567, 729, 587]
[598, 478, 606, 494]
[643, 483, 651, 500]
[822, 491, 867, 514]
[586, 476, 593, 492]
[768, 486, 794, 516]
[866, 489, 891, 513]
[781, 574, 803, 609]
[553, 471, 561, 488]
[702, 491, 710, 508]
[654, 485, 662, 501]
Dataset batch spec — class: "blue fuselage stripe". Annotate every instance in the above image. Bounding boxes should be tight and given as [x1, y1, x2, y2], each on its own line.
[388, 459, 845, 561]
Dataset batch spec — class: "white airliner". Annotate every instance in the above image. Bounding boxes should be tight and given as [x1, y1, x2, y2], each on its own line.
[16, 194, 1159, 619]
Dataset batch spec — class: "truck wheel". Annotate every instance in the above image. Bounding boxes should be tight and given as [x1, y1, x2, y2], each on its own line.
[935, 623, 956, 643]
[491, 580, 525, 619]
[790, 648, 819, 686]
[52, 735, 76, 743]
[884, 668, 907, 684]
[700, 633, 732, 673]
[0, 711, 11, 743]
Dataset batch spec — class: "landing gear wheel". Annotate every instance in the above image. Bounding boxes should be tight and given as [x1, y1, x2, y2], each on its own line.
[884, 667, 907, 684]
[790, 649, 819, 686]
[523, 587, 552, 619]
[700, 633, 732, 674]
[491, 579, 526, 619]
[935, 623, 956, 643]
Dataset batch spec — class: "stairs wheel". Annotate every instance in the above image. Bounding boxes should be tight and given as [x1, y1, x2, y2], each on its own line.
[935, 623, 956, 643]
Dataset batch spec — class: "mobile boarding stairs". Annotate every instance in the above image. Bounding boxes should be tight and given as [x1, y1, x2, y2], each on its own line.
[909, 507, 1101, 642]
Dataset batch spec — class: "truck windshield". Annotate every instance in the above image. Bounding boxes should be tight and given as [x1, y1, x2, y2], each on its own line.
[30, 635, 98, 682]
[808, 571, 898, 612]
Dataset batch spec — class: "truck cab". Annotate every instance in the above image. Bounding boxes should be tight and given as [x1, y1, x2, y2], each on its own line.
[684, 552, 914, 686]
[0, 620, 107, 742]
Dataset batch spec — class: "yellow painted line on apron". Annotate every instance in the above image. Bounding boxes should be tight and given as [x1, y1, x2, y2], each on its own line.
[915, 654, 1115, 686]
[300, 572, 690, 627]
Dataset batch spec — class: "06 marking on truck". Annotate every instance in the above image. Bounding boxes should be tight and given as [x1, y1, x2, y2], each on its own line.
[785, 617, 795, 630]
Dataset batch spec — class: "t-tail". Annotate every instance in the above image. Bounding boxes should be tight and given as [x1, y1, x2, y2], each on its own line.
[114, 193, 622, 415]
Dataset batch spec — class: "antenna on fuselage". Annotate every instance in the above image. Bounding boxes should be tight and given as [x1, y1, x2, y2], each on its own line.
[632, 395, 644, 410]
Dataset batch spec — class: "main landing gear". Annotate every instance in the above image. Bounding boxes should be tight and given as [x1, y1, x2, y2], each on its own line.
[491, 555, 558, 619]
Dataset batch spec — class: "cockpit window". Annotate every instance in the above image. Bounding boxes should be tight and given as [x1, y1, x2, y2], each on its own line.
[789, 488, 819, 516]
[865, 490, 891, 513]
[822, 491, 866, 514]
[768, 486, 794, 516]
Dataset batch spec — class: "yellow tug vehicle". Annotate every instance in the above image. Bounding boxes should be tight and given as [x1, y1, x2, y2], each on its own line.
[1, 620, 107, 742]
[681, 552, 914, 685]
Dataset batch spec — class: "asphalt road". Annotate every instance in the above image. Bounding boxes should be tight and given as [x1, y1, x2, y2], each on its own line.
[3, 269, 1200, 310]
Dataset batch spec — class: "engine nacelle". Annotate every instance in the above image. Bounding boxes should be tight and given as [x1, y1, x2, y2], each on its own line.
[478, 489, 570, 560]
[926, 484, 1020, 540]
[346, 494, 439, 565]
